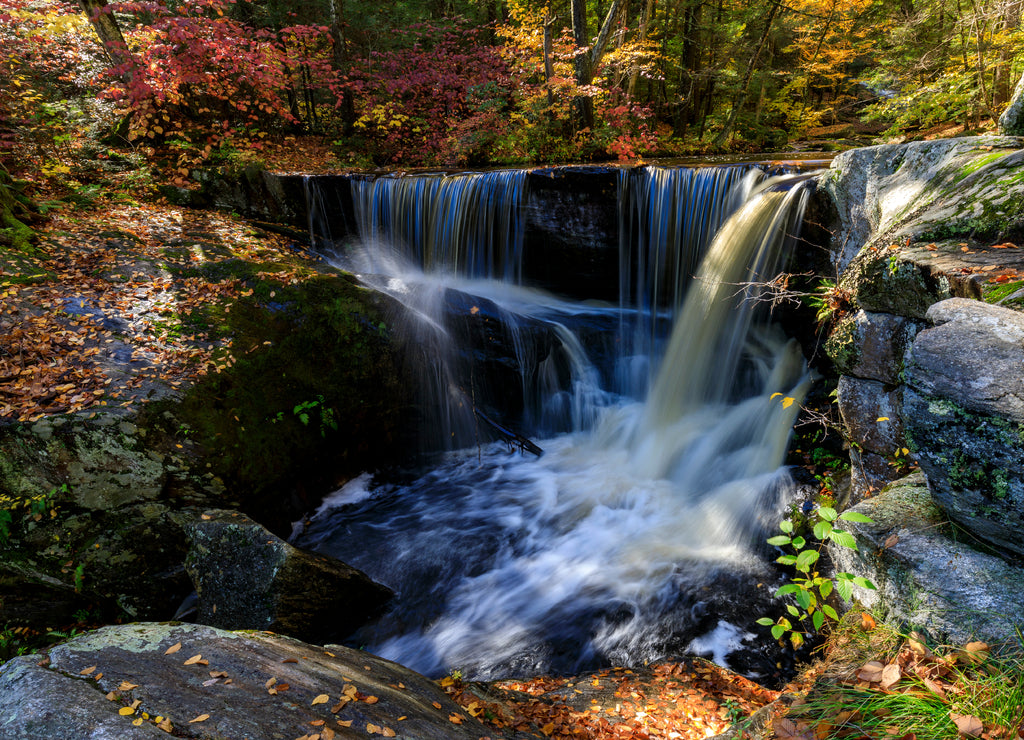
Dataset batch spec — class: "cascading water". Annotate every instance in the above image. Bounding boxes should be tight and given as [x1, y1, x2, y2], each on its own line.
[295, 165, 818, 682]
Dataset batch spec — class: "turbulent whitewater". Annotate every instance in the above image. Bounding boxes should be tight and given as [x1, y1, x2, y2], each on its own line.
[295, 166, 817, 681]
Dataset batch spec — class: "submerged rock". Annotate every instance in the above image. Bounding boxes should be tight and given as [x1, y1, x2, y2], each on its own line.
[828, 472, 1024, 648]
[185, 510, 393, 644]
[903, 298, 1024, 559]
[0, 622, 497, 740]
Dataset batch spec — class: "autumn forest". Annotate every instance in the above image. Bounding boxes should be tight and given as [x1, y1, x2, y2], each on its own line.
[2, 0, 1022, 186]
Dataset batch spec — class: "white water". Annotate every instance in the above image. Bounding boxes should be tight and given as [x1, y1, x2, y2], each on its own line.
[296, 173, 816, 680]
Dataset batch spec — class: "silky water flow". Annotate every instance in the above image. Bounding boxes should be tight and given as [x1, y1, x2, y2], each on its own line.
[295, 166, 817, 682]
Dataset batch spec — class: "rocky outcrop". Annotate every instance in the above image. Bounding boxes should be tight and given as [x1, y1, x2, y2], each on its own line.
[828, 472, 1024, 647]
[999, 71, 1024, 136]
[821, 136, 1024, 272]
[0, 622, 499, 740]
[903, 298, 1024, 559]
[819, 139, 1024, 647]
[185, 510, 392, 643]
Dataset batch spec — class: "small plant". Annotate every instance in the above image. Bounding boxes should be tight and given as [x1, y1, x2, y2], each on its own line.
[805, 278, 852, 327]
[758, 506, 877, 648]
[273, 395, 338, 438]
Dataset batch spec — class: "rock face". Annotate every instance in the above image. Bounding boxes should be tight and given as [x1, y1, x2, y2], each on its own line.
[903, 298, 1024, 559]
[828, 472, 1024, 647]
[185, 510, 393, 644]
[0, 622, 499, 740]
[818, 138, 1024, 647]
[820, 136, 1024, 272]
[999, 71, 1024, 136]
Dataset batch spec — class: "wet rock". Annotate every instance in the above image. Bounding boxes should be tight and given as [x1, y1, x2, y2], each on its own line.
[836, 376, 907, 501]
[903, 298, 1024, 559]
[0, 622, 500, 740]
[185, 510, 393, 644]
[828, 472, 1024, 647]
[826, 311, 921, 383]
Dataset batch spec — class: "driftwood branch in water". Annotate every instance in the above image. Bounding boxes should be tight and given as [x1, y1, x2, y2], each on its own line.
[474, 408, 544, 457]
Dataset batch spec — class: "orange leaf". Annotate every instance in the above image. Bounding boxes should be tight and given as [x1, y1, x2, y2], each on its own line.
[861, 612, 877, 631]
[188, 714, 210, 723]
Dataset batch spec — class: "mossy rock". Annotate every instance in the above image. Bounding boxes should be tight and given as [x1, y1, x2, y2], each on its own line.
[162, 272, 415, 532]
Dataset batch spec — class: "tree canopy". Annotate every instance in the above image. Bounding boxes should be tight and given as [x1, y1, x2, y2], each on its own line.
[0, 0, 1022, 187]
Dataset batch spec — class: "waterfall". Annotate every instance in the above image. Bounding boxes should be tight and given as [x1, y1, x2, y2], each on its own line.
[350, 170, 527, 282]
[296, 165, 820, 681]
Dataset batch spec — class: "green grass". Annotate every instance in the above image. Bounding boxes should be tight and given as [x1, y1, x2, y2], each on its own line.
[788, 614, 1024, 739]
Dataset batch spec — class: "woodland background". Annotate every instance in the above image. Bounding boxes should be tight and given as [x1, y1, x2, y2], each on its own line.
[1, 0, 1021, 193]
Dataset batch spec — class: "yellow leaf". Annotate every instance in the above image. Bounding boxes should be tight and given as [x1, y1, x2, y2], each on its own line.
[541, 723, 555, 736]
[901, 447, 910, 456]
[164, 642, 182, 655]
[876, 416, 889, 422]
[770, 392, 783, 401]
[132, 719, 143, 727]
[311, 694, 330, 706]
[118, 707, 135, 716]
[188, 714, 210, 723]
[781, 396, 795, 409]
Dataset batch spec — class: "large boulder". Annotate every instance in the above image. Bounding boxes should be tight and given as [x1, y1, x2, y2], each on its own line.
[903, 298, 1024, 560]
[999, 71, 1024, 136]
[820, 137, 1024, 272]
[185, 510, 392, 644]
[828, 472, 1024, 647]
[0, 622, 499, 740]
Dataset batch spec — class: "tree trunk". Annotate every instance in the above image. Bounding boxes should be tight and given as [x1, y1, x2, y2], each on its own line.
[712, 0, 782, 149]
[571, 0, 627, 133]
[77, 0, 133, 81]
[628, 0, 656, 98]
[543, 6, 557, 108]
[330, 0, 356, 135]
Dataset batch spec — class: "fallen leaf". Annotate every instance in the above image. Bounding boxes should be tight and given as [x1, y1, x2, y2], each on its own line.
[119, 681, 139, 691]
[367, 723, 381, 734]
[382, 729, 395, 738]
[923, 676, 946, 698]
[183, 654, 204, 666]
[118, 707, 135, 716]
[880, 663, 902, 690]
[861, 612, 877, 630]
[449, 713, 464, 724]
[364, 696, 379, 705]
[951, 713, 984, 737]
[883, 533, 900, 549]
[189, 714, 210, 723]
[312, 694, 330, 706]
[165, 642, 182, 655]
[964, 641, 990, 663]
[857, 661, 884, 682]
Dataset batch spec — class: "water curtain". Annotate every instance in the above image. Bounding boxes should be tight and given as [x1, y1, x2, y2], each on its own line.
[350, 170, 527, 282]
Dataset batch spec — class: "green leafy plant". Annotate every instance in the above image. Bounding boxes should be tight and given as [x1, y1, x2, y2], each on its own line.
[759, 506, 877, 648]
[273, 395, 338, 437]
